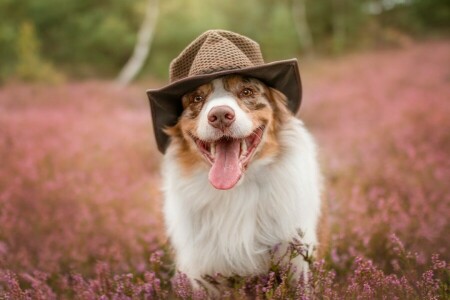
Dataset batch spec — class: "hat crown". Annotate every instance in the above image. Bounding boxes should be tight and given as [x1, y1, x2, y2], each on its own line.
[169, 30, 265, 82]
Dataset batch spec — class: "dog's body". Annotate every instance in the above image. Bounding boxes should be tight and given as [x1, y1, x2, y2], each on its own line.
[161, 75, 323, 284]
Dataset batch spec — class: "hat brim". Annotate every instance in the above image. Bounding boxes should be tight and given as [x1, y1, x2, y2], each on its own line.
[146, 59, 302, 153]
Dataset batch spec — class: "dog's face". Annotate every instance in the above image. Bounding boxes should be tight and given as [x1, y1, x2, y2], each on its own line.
[165, 75, 290, 190]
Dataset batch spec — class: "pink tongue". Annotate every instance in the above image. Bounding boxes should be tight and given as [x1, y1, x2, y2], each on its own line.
[208, 139, 242, 190]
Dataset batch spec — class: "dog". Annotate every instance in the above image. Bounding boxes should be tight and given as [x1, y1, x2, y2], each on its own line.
[160, 74, 324, 287]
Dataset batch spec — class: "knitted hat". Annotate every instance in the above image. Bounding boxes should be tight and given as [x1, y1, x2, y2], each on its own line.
[147, 30, 302, 153]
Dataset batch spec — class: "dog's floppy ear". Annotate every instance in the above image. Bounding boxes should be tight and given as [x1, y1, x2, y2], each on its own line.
[268, 87, 291, 124]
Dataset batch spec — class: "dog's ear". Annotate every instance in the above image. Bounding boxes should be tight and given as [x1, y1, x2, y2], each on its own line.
[268, 87, 291, 125]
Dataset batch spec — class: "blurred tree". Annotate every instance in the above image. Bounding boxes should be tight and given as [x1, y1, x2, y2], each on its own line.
[14, 21, 62, 83]
[331, 0, 346, 54]
[412, 0, 450, 29]
[292, 0, 314, 56]
[116, 0, 159, 86]
[0, 0, 448, 82]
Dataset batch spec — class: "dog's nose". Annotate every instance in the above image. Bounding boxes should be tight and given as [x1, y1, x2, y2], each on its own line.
[208, 105, 235, 129]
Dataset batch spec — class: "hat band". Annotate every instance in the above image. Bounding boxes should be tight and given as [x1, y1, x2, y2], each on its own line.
[193, 65, 244, 76]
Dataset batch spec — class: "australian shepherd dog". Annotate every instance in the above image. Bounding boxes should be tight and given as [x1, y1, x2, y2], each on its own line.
[161, 74, 324, 289]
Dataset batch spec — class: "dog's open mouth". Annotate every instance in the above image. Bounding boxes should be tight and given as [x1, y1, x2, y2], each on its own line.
[191, 125, 265, 190]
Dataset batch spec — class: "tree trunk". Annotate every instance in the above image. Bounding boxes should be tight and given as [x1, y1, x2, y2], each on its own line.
[116, 0, 159, 86]
[292, 0, 314, 56]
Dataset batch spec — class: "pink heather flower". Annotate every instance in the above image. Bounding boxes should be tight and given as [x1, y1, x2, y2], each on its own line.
[172, 272, 193, 299]
[0, 42, 449, 299]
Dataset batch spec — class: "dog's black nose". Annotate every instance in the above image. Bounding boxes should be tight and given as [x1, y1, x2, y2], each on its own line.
[208, 105, 235, 129]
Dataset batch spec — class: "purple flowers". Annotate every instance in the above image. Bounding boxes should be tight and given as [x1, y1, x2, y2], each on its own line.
[1, 41, 449, 298]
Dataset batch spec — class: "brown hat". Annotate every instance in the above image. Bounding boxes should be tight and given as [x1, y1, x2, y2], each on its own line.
[147, 29, 302, 153]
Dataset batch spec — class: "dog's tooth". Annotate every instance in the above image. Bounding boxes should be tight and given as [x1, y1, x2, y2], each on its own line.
[241, 139, 247, 155]
[211, 142, 216, 157]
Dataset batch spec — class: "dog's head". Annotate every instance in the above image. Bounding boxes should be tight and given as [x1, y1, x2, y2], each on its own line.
[165, 75, 291, 190]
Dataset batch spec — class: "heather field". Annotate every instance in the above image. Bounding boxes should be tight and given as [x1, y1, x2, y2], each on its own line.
[0, 41, 449, 299]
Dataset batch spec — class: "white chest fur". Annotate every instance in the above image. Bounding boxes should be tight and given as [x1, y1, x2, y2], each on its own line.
[162, 118, 322, 280]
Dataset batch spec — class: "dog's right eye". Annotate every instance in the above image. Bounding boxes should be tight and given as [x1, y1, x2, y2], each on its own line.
[239, 87, 254, 98]
[193, 95, 204, 103]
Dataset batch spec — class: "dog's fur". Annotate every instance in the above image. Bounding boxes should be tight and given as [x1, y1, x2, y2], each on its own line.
[162, 75, 323, 285]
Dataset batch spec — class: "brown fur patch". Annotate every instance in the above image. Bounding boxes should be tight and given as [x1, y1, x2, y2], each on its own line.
[165, 123, 205, 175]
[223, 76, 269, 112]
[267, 87, 291, 130]
[253, 86, 292, 161]
[181, 83, 213, 119]
[165, 82, 214, 175]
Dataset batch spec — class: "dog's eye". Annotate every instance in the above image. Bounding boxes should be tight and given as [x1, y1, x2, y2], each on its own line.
[192, 95, 204, 103]
[240, 88, 253, 97]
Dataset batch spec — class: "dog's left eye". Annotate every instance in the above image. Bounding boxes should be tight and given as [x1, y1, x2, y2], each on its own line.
[193, 95, 204, 103]
[240, 88, 253, 97]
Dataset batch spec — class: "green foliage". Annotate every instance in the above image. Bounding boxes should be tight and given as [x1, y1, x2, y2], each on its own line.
[381, 0, 450, 35]
[0, 0, 448, 82]
[0, 0, 143, 80]
[411, 0, 450, 30]
[14, 21, 63, 83]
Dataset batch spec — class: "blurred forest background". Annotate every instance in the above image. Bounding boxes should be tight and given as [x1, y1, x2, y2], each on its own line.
[0, 0, 448, 83]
